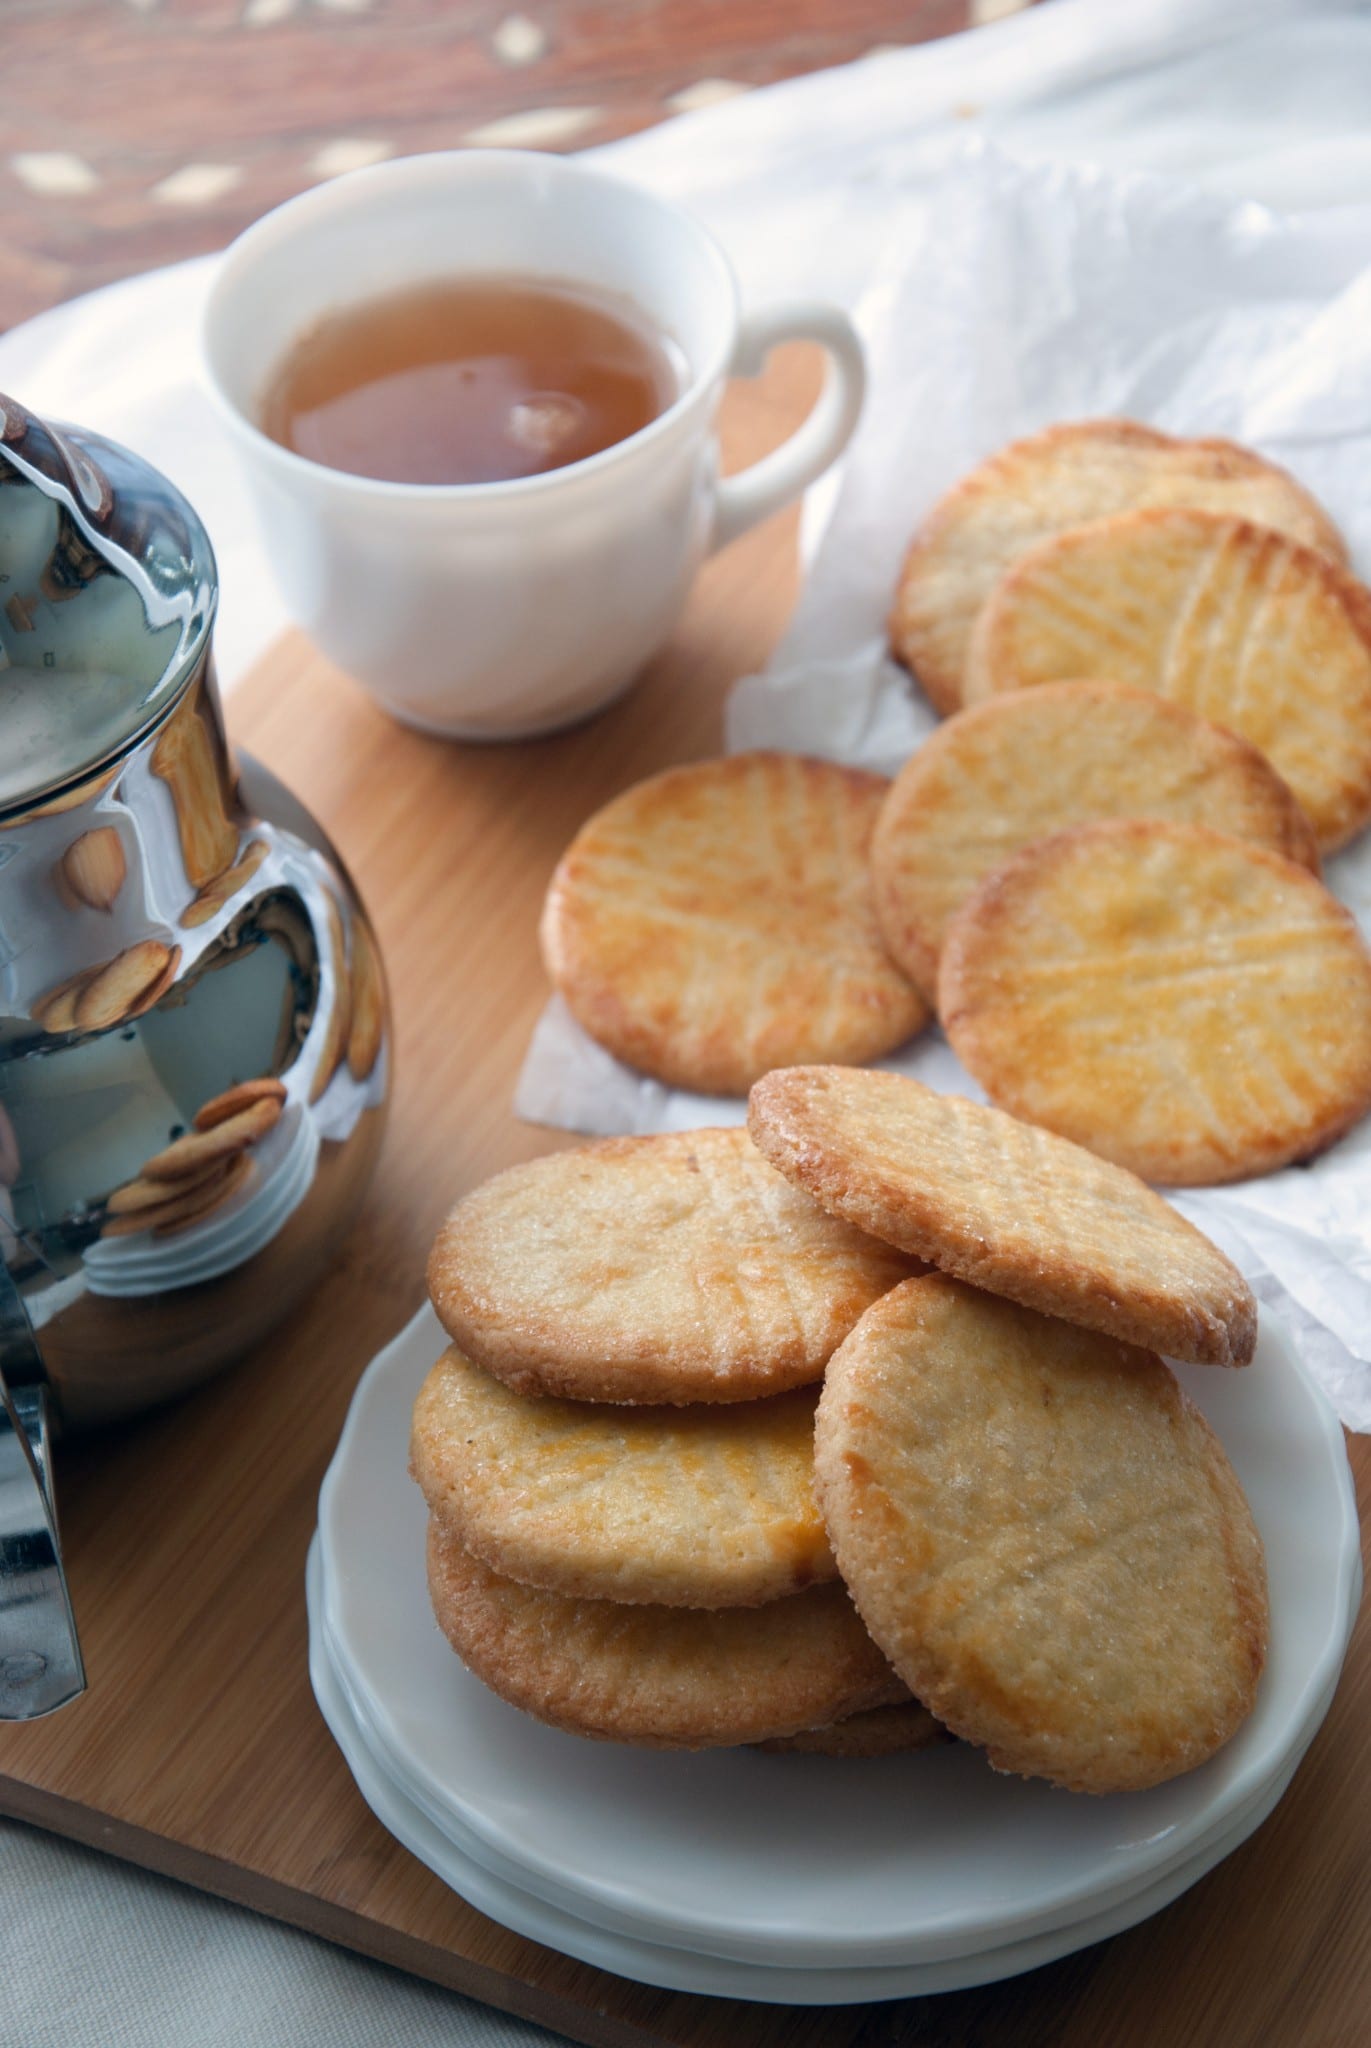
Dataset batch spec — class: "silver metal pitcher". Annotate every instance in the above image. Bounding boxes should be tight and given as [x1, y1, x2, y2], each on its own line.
[0, 393, 390, 1719]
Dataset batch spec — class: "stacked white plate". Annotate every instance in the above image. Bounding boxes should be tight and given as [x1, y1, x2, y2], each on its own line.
[309, 1302, 1361, 2005]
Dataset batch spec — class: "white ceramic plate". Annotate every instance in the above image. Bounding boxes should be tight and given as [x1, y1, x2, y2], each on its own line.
[317, 1567, 1342, 1979]
[308, 1541, 1337, 2005]
[316, 1303, 1360, 1971]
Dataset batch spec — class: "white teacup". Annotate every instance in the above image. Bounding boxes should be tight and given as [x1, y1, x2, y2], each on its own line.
[201, 149, 864, 739]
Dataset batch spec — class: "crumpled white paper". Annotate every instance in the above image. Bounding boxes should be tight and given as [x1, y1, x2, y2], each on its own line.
[516, 143, 1371, 1428]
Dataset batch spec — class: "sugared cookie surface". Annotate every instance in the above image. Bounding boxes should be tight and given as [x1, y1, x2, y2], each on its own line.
[411, 1348, 835, 1608]
[427, 1125, 921, 1404]
[891, 420, 1345, 715]
[940, 819, 1371, 1185]
[814, 1276, 1268, 1793]
[871, 679, 1318, 1002]
[540, 751, 927, 1093]
[425, 1520, 904, 1750]
[962, 507, 1371, 852]
[748, 1066, 1256, 1366]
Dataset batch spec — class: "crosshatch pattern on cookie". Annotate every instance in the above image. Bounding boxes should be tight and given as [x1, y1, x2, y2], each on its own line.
[748, 1066, 1256, 1366]
[428, 1126, 923, 1404]
[871, 679, 1319, 1002]
[540, 751, 928, 1094]
[425, 1520, 905, 1749]
[814, 1275, 1268, 1793]
[890, 419, 1346, 716]
[411, 1347, 836, 1607]
[940, 819, 1371, 1186]
[963, 507, 1371, 852]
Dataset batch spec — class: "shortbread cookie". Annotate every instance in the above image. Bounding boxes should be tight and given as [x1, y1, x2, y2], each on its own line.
[107, 1154, 236, 1214]
[32, 967, 92, 1035]
[941, 819, 1371, 1186]
[193, 1076, 287, 1132]
[347, 915, 385, 1081]
[308, 895, 351, 1105]
[125, 943, 181, 1024]
[181, 839, 269, 928]
[425, 1522, 904, 1749]
[74, 940, 178, 1032]
[757, 1700, 951, 1757]
[101, 1152, 251, 1239]
[747, 1067, 1255, 1367]
[540, 752, 927, 1095]
[871, 681, 1318, 1001]
[56, 826, 126, 913]
[151, 687, 238, 886]
[891, 421, 1345, 715]
[428, 1126, 921, 1404]
[963, 507, 1371, 851]
[140, 1093, 282, 1182]
[411, 1347, 835, 1606]
[149, 1151, 252, 1235]
[815, 1276, 1268, 1794]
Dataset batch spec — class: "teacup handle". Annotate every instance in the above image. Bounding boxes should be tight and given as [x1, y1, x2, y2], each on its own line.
[710, 303, 866, 553]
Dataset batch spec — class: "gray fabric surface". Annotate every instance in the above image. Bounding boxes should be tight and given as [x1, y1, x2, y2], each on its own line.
[0, 1820, 574, 2048]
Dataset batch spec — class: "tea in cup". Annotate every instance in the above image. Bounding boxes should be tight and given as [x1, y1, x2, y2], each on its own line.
[259, 273, 685, 486]
[202, 149, 865, 739]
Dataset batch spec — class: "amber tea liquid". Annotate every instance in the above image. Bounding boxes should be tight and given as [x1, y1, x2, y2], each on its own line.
[259, 276, 682, 486]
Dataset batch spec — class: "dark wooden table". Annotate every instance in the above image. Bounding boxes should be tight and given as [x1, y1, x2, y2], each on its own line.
[1, 0, 1015, 333]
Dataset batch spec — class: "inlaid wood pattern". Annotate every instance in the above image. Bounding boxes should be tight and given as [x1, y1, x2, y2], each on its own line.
[0, 0, 986, 331]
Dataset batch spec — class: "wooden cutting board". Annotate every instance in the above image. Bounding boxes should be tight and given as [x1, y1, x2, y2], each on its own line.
[2, 356, 1369, 2048]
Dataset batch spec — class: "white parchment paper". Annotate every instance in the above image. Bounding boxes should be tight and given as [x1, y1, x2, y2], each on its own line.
[516, 144, 1371, 1428]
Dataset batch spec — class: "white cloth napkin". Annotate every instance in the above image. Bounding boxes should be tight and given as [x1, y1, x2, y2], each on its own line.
[7, 1, 1371, 2040]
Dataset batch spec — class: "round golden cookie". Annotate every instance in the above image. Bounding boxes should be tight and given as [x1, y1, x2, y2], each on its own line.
[106, 1153, 236, 1214]
[32, 967, 91, 1035]
[410, 1346, 835, 1607]
[100, 1152, 252, 1239]
[940, 818, 1371, 1186]
[540, 751, 928, 1095]
[963, 506, 1371, 852]
[871, 681, 1318, 1003]
[347, 915, 385, 1081]
[756, 1700, 951, 1757]
[57, 826, 126, 913]
[140, 1093, 282, 1182]
[308, 895, 351, 1106]
[747, 1066, 1256, 1368]
[428, 1126, 921, 1404]
[193, 1076, 287, 1132]
[425, 1520, 903, 1749]
[73, 940, 177, 1032]
[814, 1275, 1268, 1794]
[890, 420, 1345, 716]
[181, 838, 269, 928]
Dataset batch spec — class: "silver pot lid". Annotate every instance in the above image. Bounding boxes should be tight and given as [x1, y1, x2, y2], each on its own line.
[0, 393, 218, 818]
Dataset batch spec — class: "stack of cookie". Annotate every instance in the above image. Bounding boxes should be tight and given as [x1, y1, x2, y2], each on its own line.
[413, 1073, 1268, 1792]
[101, 1074, 285, 1239]
[537, 418, 1371, 1188]
[414, 1126, 939, 1755]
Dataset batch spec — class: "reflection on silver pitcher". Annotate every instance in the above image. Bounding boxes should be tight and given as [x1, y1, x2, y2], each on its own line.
[0, 393, 390, 1718]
